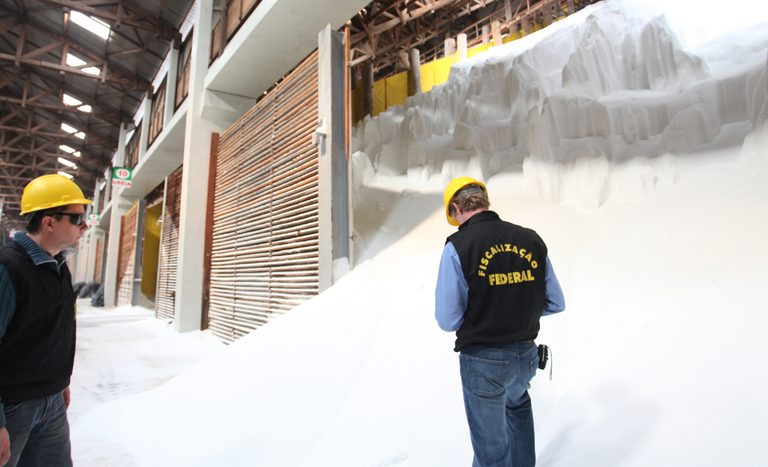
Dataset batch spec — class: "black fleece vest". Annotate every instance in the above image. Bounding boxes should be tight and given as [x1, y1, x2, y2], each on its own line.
[447, 211, 547, 351]
[0, 241, 76, 404]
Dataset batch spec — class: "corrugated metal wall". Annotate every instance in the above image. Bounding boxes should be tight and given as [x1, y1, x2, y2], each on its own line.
[117, 203, 138, 306]
[208, 51, 319, 343]
[155, 166, 184, 321]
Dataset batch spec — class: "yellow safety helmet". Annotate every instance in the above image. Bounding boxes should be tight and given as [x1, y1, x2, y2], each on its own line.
[443, 176, 487, 226]
[20, 174, 92, 216]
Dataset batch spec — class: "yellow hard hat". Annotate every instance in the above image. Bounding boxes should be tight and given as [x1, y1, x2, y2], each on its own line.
[20, 174, 92, 215]
[443, 176, 487, 226]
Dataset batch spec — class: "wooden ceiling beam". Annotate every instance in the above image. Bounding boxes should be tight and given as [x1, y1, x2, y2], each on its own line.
[0, 51, 151, 90]
[26, 23, 149, 87]
[0, 123, 110, 148]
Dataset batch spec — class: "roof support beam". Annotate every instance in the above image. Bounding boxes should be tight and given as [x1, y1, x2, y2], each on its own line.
[39, 0, 181, 42]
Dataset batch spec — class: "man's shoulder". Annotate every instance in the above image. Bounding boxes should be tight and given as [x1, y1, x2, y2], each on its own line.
[0, 241, 24, 257]
[502, 220, 540, 237]
[0, 241, 31, 270]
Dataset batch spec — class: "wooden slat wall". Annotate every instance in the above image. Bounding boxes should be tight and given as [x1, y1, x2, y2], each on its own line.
[155, 166, 184, 321]
[208, 51, 319, 344]
[94, 238, 103, 283]
[176, 35, 193, 109]
[117, 204, 138, 306]
[210, 0, 262, 63]
[124, 124, 142, 170]
[148, 80, 166, 146]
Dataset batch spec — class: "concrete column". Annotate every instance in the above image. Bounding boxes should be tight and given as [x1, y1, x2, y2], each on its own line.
[444, 38, 456, 57]
[139, 97, 152, 160]
[482, 24, 490, 44]
[103, 167, 112, 207]
[85, 227, 104, 283]
[317, 25, 350, 290]
[131, 198, 148, 307]
[73, 233, 89, 282]
[103, 123, 129, 307]
[409, 48, 422, 94]
[457, 34, 468, 61]
[174, 0, 214, 332]
[492, 21, 502, 46]
[164, 46, 180, 125]
[83, 179, 102, 283]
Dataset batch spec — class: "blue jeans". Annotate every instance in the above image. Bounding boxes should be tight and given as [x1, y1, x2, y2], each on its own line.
[3, 392, 72, 467]
[460, 342, 538, 467]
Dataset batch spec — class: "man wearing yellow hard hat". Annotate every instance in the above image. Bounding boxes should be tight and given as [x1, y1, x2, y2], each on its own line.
[0, 174, 91, 467]
[435, 176, 565, 467]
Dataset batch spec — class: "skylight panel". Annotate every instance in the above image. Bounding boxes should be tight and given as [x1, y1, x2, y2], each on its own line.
[70, 11, 110, 40]
[57, 171, 74, 179]
[61, 124, 86, 140]
[62, 94, 92, 113]
[62, 94, 82, 106]
[66, 53, 100, 76]
[58, 157, 78, 169]
[59, 145, 76, 154]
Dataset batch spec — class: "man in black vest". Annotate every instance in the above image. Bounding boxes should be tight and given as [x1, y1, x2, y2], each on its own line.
[435, 177, 565, 467]
[0, 174, 91, 467]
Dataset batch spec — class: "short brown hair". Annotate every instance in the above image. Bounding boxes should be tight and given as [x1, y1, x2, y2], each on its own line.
[449, 184, 489, 217]
[26, 207, 64, 234]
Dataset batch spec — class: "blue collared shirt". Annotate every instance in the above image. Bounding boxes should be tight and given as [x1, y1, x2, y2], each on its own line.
[0, 233, 67, 427]
[435, 241, 565, 332]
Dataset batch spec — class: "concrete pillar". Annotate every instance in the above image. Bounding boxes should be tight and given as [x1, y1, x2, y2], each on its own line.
[73, 233, 88, 282]
[409, 48, 422, 94]
[482, 24, 490, 44]
[85, 227, 104, 283]
[457, 33, 468, 61]
[492, 20, 502, 46]
[444, 38, 456, 57]
[165, 46, 180, 125]
[103, 167, 113, 207]
[103, 123, 129, 307]
[83, 179, 102, 283]
[131, 198, 148, 307]
[317, 25, 350, 290]
[174, 0, 214, 332]
[139, 97, 152, 160]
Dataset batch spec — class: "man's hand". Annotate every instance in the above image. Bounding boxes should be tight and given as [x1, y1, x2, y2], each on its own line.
[0, 427, 11, 466]
[63, 387, 71, 410]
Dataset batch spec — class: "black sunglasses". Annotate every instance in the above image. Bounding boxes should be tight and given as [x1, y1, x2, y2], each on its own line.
[51, 212, 86, 226]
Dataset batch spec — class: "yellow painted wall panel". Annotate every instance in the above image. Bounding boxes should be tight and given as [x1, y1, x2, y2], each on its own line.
[434, 56, 455, 88]
[504, 31, 522, 43]
[467, 43, 491, 59]
[420, 61, 436, 93]
[373, 79, 387, 116]
[140, 202, 162, 301]
[386, 72, 409, 108]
